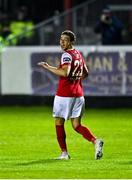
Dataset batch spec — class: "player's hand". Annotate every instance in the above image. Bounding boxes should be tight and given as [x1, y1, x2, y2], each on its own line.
[37, 61, 49, 69]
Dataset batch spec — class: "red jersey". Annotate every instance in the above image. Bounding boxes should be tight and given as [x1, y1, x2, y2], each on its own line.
[56, 48, 86, 97]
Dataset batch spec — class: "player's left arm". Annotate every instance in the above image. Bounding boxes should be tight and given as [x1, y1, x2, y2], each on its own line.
[38, 62, 71, 77]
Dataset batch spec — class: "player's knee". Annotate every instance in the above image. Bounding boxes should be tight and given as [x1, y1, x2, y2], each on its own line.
[72, 124, 81, 131]
[55, 118, 65, 125]
[71, 117, 81, 130]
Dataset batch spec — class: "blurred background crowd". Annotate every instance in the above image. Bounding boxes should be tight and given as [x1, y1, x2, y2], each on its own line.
[0, 0, 132, 47]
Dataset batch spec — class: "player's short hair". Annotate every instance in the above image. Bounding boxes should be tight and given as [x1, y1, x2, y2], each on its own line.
[61, 30, 76, 43]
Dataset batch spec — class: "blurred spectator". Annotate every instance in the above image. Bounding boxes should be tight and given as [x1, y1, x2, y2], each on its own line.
[0, 13, 17, 47]
[94, 7, 124, 45]
[1, 13, 11, 37]
[10, 6, 35, 45]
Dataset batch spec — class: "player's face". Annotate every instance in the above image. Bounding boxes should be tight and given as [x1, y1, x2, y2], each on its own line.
[60, 35, 72, 51]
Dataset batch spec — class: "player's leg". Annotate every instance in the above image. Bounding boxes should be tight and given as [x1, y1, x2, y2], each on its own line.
[71, 116, 96, 143]
[71, 117, 103, 159]
[70, 96, 104, 159]
[55, 117, 67, 152]
[55, 117, 70, 160]
[70, 97, 96, 143]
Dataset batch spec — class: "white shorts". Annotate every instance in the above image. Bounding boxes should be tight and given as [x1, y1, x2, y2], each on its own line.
[53, 95, 85, 120]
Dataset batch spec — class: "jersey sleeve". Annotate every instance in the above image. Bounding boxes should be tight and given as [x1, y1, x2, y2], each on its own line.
[61, 52, 72, 65]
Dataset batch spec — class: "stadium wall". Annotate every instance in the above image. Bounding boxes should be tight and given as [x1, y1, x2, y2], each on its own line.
[1, 46, 132, 107]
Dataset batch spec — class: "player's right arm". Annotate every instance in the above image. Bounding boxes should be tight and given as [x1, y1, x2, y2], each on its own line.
[38, 62, 71, 77]
[38, 52, 72, 77]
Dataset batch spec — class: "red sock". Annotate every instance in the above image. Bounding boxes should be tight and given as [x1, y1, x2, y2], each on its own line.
[75, 125, 96, 143]
[55, 125, 67, 152]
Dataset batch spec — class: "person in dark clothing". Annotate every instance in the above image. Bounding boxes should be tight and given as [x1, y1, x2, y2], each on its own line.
[94, 8, 124, 45]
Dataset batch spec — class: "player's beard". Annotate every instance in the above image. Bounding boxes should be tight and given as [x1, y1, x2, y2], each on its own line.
[61, 45, 67, 51]
[60, 43, 72, 51]
[63, 45, 72, 51]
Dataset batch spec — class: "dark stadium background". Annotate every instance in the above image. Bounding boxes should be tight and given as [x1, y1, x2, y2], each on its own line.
[1, 0, 86, 23]
[0, 0, 132, 108]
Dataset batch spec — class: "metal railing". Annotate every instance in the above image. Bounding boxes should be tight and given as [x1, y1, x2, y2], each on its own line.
[3, 0, 99, 46]
[1, 0, 132, 46]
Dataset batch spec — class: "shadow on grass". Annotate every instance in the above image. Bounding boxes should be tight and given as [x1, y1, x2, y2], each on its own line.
[14, 158, 69, 166]
[118, 160, 132, 165]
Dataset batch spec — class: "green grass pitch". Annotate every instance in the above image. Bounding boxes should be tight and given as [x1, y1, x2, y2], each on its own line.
[0, 106, 132, 179]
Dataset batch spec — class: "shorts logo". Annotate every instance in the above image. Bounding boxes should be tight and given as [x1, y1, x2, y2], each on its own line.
[63, 57, 71, 62]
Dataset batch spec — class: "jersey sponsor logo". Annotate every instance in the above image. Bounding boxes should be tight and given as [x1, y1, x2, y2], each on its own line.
[63, 57, 71, 63]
